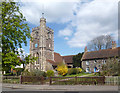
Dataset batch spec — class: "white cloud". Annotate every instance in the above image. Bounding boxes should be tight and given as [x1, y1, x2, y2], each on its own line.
[20, 0, 80, 25]
[58, 27, 73, 36]
[61, 0, 118, 47]
[20, 0, 118, 48]
[64, 37, 69, 40]
[17, 48, 29, 58]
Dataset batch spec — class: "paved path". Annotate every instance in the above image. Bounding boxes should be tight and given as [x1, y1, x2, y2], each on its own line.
[2, 83, 118, 91]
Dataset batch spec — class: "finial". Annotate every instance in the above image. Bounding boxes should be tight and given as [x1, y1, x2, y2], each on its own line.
[42, 13, 44, 18]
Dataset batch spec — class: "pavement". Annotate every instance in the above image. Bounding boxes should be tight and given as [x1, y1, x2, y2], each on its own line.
[2, 83, 119, 91]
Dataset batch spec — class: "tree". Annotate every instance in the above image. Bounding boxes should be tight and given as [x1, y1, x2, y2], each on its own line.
[2, 1, 33, 72]
[87, 35, 113, 51]
[101, 57, 120, 76]
[21, 54, 38, 69]
[73, 52, 84, 68]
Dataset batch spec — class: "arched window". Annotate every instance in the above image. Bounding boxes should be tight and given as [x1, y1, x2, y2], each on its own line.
[36, 52, 39, 64]
[35, 43, 38, 48]
[48, 34, 51, 39]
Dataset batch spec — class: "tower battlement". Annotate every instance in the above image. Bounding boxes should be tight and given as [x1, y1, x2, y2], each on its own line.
[32, 27, 39, 31]
[46, 27, 54, 32]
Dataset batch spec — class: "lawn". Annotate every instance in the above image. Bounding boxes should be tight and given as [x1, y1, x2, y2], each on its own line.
[3, 78, 20, 84]
[65, 73, 93, 77]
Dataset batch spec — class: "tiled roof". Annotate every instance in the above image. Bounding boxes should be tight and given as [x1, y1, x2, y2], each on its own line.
[54, 52, 63, 63]
[81, 47, 120, 61]
[62, 55, 74, 64]
[46, 59, 57, 66]
[47, 52, 63, 66]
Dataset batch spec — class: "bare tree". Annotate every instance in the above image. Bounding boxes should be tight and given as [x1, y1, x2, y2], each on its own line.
[87, 35, 113, 51]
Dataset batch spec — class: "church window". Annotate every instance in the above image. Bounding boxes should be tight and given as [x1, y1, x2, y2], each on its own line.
[48, 34, 51, 39]
[35, 31, 38, 37]
[35, 43, 38, 48]
[35, 53, 39, 64]
[49, 44, 51, 48]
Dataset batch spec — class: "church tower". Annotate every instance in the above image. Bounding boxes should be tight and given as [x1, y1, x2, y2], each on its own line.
[28, 14, 54, 71]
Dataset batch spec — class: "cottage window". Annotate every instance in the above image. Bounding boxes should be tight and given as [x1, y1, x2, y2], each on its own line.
[103, 60, 106, 64]
[94, 60, 97, 63]
[86, 67, 90, 72]
[86, 61, 89, 65]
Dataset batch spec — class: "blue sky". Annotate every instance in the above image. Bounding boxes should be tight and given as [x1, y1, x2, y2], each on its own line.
[19, 0, 118, 56]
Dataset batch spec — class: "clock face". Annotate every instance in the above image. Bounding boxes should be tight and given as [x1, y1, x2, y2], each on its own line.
[35, 43, 38, 48]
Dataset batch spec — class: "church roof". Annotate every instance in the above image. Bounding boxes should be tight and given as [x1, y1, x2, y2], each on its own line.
[47, 52, 63, 66]
[81, 47, 120, 61]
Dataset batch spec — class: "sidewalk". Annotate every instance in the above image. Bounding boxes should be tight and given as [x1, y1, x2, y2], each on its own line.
[2, 83, 118, 91]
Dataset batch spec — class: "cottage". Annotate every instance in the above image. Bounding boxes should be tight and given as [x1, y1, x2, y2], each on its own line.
[81, 41, 119, 73]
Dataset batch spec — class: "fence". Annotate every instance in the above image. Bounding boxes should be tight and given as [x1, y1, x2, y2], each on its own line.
[2, 76, 20, 84]
[2, 76, 119, 85]
[105, 76, 119, 85]
[49, 76, 105, 85]
[20, 76, 47, 84]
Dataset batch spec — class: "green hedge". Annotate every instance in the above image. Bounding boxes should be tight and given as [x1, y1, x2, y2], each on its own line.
[68, 68, 80, 75]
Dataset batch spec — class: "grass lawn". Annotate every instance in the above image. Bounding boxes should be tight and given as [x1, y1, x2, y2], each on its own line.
[65, 73, 93, 77]
[3, 79, 20, 84]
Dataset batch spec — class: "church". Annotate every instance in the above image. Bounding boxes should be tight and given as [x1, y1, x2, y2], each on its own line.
[26, 14, 74, 72]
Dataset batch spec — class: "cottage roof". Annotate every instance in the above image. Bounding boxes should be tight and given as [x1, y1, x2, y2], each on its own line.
[62, 55, 74, 64]
[81, 47, 120, 61]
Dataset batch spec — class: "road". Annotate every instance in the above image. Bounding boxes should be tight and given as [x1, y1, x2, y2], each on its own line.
[2, 83, 118, 91]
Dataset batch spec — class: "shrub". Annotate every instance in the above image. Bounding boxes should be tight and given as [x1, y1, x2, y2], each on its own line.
[56, 63, 68, 76]
[3, 72, 15, 76]
[14, 68, 24, 76]
[22, 69, 46, 77]
[31, 69, 46, 77]
[77, 68, 82, 73]
[21, 69, 31, 76]
[46, 70, 54, 77]
[100, 71, 107, 76]
[94, 72, 100, 76]
[68, 68, 82, 75]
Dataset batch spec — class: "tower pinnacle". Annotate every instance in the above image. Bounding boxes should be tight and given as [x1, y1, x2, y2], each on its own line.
[42, 13, 44, 18]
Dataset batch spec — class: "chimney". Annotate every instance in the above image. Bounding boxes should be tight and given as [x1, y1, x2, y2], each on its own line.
[85, 46, 87, 52]
[112, 41, 117, 49]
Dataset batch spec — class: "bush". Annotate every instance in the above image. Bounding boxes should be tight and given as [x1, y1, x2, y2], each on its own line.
[68, 68, 82, 75]
[100, 71, 107, 76]
[46, 70, 54, 77]
[3, 73, 15, 76]
[77, 68, 82, 73]
[94, 72, 101, 76]
[22, 69, 46, 77]
[56, 63, 68, 76]
[14, 68, 24, 76]
[21, 69, 31, 76]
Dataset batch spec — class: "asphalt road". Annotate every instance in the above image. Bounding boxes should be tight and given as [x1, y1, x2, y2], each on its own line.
[2, 83, 118, 91]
